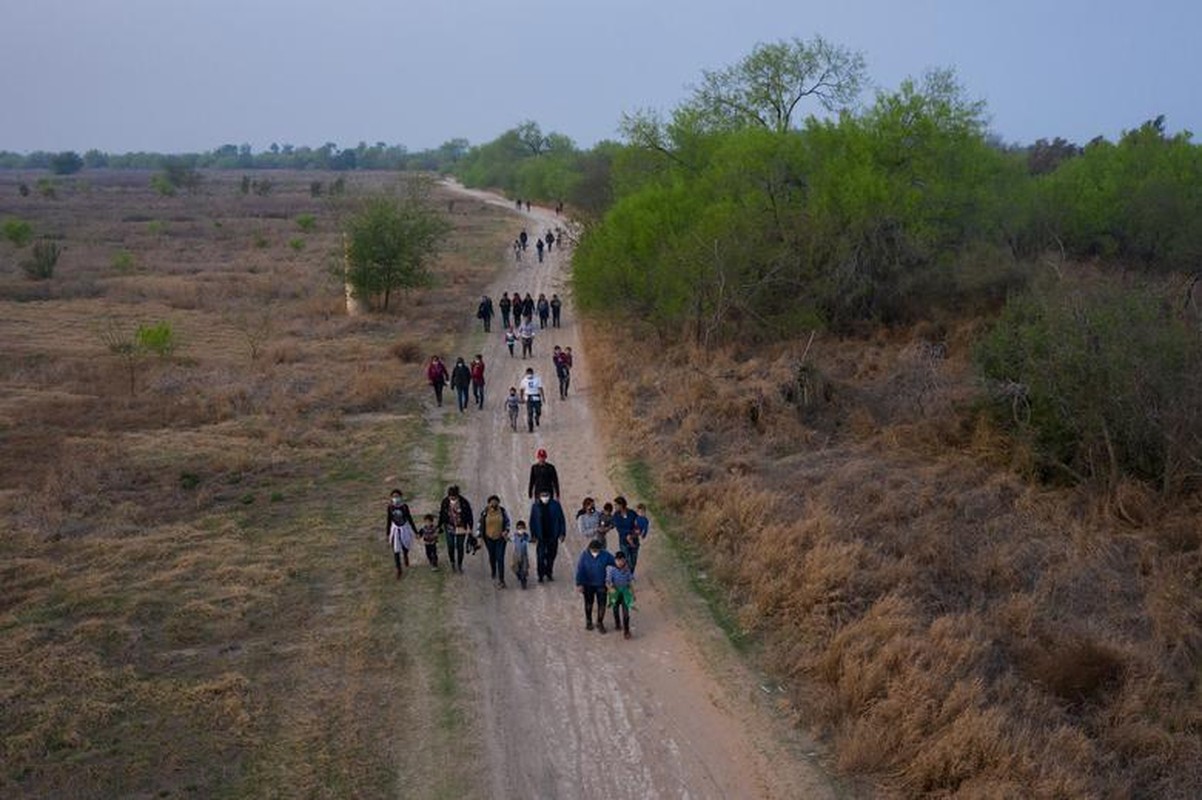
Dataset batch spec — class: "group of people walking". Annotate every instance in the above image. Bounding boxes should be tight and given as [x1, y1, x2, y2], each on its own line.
[385, 450, 649, 639]
[513, 228, 562, 264]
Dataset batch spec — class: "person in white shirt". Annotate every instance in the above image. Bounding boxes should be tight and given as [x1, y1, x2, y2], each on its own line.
[519, 367, 544, 432]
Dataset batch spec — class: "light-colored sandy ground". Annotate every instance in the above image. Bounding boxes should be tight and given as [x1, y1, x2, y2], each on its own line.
[429, 183, 841, 799]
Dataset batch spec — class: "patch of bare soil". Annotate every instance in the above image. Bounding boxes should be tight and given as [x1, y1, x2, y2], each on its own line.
[431, 184, 841, 799]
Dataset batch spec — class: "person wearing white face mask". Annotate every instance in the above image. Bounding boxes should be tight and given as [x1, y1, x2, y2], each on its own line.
[386, 488, 416, 579]
[528, 490, 566, 583]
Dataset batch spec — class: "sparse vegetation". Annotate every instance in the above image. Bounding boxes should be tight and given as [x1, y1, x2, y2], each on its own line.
[21, 238, 60, 280]
[3, 217, 33, 247]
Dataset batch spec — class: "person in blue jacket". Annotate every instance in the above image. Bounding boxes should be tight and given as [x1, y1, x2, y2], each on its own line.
[528, 490, 566, 583]
[575, 538, 616, 633]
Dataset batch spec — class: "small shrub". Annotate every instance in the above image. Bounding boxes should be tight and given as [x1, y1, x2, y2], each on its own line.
[179, 472, 201, 490]
[389, 339, 423, 363]
[150, 174, 176, 196]
[147, 220, 166, 236]
[22, 239, 60, 280]
[309, 181, 323, 197]
[330, 177, 346, 195]
[252, 179, 273, 197]
[111, 250, 135, 273]
[37, 178, 57, 199]
[18, 182, 30, 197]
[240, 175, 251, 195]
[136, 321, 178, 358]
[253, 234, 270, 249]
[289, 238, 305, 252]
[3, 218, 33, 247]
[295, 213, 317, 232]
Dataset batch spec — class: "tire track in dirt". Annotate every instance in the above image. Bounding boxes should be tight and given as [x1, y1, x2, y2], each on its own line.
[434, 182, 841, 799]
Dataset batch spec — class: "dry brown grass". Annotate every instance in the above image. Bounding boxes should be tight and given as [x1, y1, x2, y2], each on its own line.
[0, 169, 515, 797]
[588, 320, 1202, 798]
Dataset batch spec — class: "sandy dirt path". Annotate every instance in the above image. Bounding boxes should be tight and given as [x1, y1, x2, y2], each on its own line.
[431, 183, 841, 799]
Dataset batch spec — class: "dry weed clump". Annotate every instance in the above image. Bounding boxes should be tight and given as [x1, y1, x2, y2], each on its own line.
[589, 321, 1202, 796]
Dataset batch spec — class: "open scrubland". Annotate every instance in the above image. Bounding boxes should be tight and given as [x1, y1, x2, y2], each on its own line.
[0, 170, 512, 797]
[586, 316, 1202, 797]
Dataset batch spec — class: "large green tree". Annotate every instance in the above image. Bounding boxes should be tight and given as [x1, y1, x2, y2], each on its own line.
[344, 181, 452, 311]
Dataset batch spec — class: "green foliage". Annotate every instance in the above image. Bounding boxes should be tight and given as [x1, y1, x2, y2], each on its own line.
[111, 249, 135, 273]
[577, 68, 1025, 341]
[682, 35, 867, 133]
[147, 220, 166, 236]
[37, 178, 57, 199]
[453, 122, 580, 204]
[3, 218, 34, 247]
[295, 213, 317, 232]
[289, 238, 305, 252]
[136, 321, 178, 358]
[343, 182, 452, 311]
[50, 151, 84, 175]
[158, 157, 203, 194]
[1035, 116, 1202, 271]
[975, 279, 1202, 493]
[22, 239, 60, 280]
[150, 174, 176, 196]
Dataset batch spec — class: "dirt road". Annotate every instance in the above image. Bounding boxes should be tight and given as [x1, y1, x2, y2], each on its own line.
[431, 184, 840, 799]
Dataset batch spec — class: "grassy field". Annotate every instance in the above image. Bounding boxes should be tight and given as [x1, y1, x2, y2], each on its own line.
[1, 169, 510, 797]
[585, 318, 1202, 798]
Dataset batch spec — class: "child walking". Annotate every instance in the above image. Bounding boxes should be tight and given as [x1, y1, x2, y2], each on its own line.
[505, 387, 521, 432]
[417, 513, 440, 571]
[607, 551, 636, 639]
[511, 519, 531, 589]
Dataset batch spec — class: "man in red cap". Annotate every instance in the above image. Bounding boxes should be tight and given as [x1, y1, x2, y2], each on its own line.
[527, 448, 560, 499]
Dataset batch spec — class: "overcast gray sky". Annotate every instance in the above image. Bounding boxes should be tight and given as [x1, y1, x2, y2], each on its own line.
[3, 0, 1199, 154]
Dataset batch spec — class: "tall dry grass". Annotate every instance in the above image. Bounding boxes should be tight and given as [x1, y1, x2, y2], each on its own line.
[586, 321, 1202, 798]
[0, 170, 516, 797]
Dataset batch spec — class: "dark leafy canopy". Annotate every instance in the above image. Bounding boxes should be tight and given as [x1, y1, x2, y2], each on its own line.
[344, 182, 452, 311]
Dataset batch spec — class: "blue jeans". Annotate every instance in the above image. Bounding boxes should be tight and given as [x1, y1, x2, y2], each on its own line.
[455, 385, 469, 412]
[484, 536, 507, 581]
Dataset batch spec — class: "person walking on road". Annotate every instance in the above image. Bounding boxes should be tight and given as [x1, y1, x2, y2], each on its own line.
[550, 293, 562, 328]
[519, 367, 544, 432]
[470, 354, 486, 409]
[607, 551, 636, 639]
[426, 356, 449, 407]
[552, 345, 572, 400]
[528, 447, 560, 499]
[537, 293, 550, 329]
[438, 485, 474, 574]
[477, 295, 494, 333]
[499, 292, 512, 329]
[386, 489, 416, 579]
[417, 513, 440, 571]
[518, 318, 536, 359]
[575, 538, 616, 632]
[536, 237, 545, 263]
[477, 495, 511, 588]
[511, 519, 531, 589]
[450, 357, 472, 413]
[529, 490, 566, 583]
[612, 496, 639, 563]
[575, 496, 601, 544]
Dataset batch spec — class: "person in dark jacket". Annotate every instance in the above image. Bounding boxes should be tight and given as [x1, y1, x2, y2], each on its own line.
[386, 488, 417, 578]
[527, 447, 560, 499]
[550, 293, 562, 328]
[438, 485, 474, 573]
[426, 355, 449, 407]
[499, 292, 512, 329]
[450, 357, 472, 413]
[536, 294, 550, 329]
[575, 538, 616, 632]
[528, 491, 566, 583]
[477, 494, 511, 588]
[477, 295, 494, 332]
[521, 293, 535, 322]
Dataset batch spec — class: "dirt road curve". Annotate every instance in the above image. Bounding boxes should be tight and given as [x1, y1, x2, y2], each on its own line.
[434, 182, 838, 800]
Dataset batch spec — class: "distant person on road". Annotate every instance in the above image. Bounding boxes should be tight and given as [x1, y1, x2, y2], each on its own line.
[418, 513, 440, 570]
[477, 295, 494, 333]
[575, 538, 616, 632]
[528, 447, 560, 499]
[552, 345, 571, 399]
[450, 357, 472, 413]
[519, 229, 528, 251]
[438, 485, 474, 574]
[518, 318, 536, 359]
[519, 367, 544, 432]
[546, 230, 555, 251]
[537, 293, 550, 329]
[529, 490, 566, 583]
[426, 355, 449, 407]
[470, 354, 486, 409]
[499, 292, 512, 329]
[511, 519, 531, 588]
[607, 551, 636, 638]
[550, 293, 562, 328]
[575, 496, 601, 544]
[386, 488, 416, 579]
[536, 237, 545, 263]
[521, 293, 535, 322]
[612, 496, 639, 563]
[513, 239, 522, 262]
[477, 494, 511, 588]
[505, 327, 517, 357]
